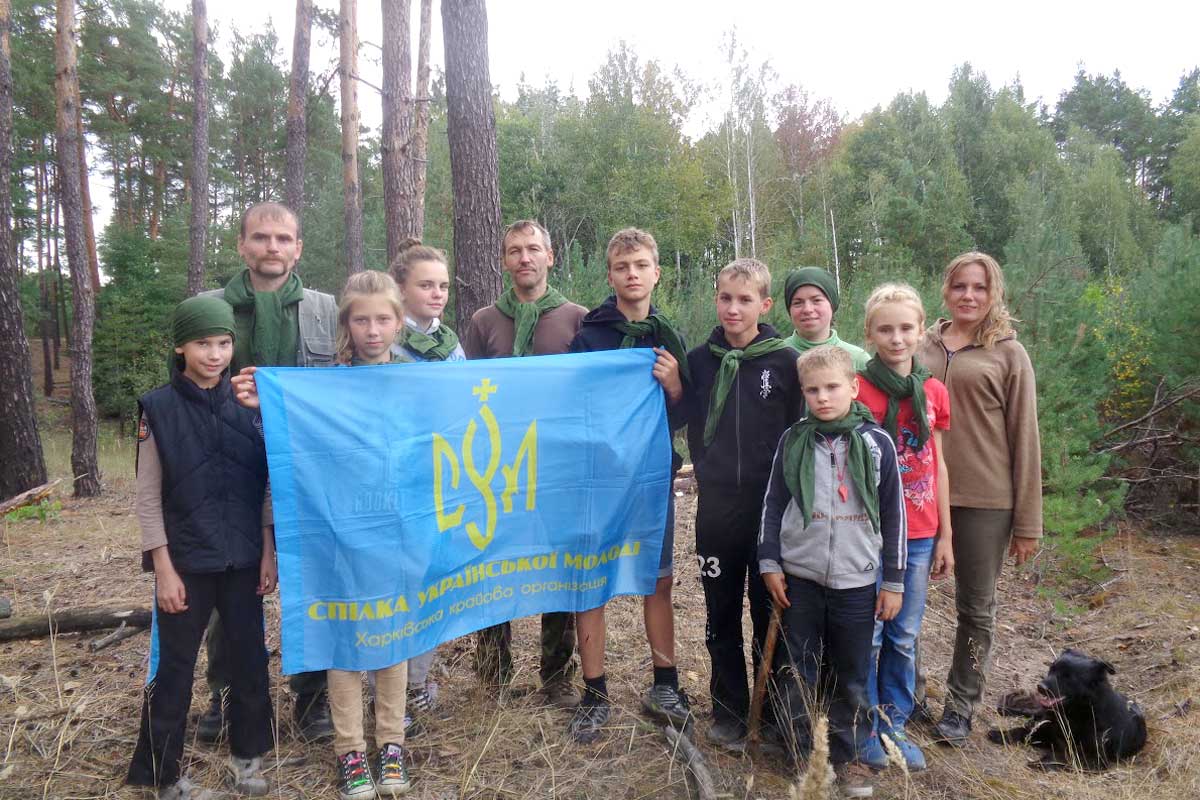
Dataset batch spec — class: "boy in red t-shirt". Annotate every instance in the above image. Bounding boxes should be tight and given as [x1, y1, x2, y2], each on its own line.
[855, 283, 954, 771]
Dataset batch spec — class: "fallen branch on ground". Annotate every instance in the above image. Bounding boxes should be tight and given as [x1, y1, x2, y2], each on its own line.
[88, 621, 147, 652]
[0, 606, 151, 642]
[663, 726, 718, 800]
[0, 480, 62, 516]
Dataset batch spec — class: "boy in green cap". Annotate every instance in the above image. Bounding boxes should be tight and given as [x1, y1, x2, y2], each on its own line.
[127, 295, 276, 799]
[782, 267, 869, 370]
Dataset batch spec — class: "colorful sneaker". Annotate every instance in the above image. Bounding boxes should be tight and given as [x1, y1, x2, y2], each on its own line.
[641, 684, 693, 728]
[567, 699, 610, 744]
[225, 756, 269, 797]
[376, 742, 412, 797]
[335, 751, 375, 800]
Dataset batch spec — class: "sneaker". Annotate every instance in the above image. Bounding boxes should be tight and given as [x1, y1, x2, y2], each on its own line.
[883, 728, 926, 771]
[541, 680, 581, 709]
[335, 751, 375, 800]
[567, 700, 610, 744]
[704, 718, 747, 752]
[403, 712, 425, 740]
[409, 685, 436, 716]
[295, 692, 335, 743]
[857, 733, 888, 769]
[376, 742, 412, 797]
[225, 756, 269, 797]
[641, 684, 693, 728]
[834, 763, 875, 798]
[195, 695, 226, 743]
[157, 776, 213, 800]
[933, 709, 972, 747]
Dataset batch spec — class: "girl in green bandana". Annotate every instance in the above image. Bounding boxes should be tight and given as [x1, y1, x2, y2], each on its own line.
[389, 240, 466, 362]
[856, 283, 954, 772]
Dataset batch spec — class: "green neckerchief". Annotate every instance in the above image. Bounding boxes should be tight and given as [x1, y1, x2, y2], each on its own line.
[614, 312, 691, 385]
[703, 335, 792, 446]
[351, 352, 411, 366]
[784, 328, 843, 353]
[494, 286, 568, 356]
[863, 355, 933, 452]
[404, 322, 460, 361]
[783, 401, 880, 534]
[223, 269, 304, 371]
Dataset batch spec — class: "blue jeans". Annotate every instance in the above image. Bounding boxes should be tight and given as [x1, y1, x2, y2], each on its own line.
[868, 536, 934, 732]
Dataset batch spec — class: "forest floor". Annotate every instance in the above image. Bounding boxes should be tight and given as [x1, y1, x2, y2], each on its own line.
[2, 347, 1199, 800]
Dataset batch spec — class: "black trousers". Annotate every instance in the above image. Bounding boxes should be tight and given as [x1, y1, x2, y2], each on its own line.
[127, 568, 273, 788]
[776, 575, 875, 764]
[695, 484, 771, 726]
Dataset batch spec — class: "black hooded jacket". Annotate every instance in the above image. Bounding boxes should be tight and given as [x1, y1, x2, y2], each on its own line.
[683, 324, 801, 492]
[569, 295, 686, 474]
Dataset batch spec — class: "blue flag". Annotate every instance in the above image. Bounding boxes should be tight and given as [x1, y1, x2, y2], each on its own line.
[257, 349, 671, 674]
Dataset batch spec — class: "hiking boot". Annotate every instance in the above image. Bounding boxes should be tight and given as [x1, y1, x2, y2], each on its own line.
[857, 733, 888, 769]
[883, 727, 926, 771]
[335, 751, 375, 800]
[225, 756, 269, 797]
[376, 742, 412, 797]
[933, 709, 972, 747]
[834, 763, 875, 798]
[641, 684, 693, 728]
[704, 718, 747, 752]
[567, 700, 611, 744]
[156, 776, 213, 800]
[541, 680, 581, 709]
[195, 695, 226, 743]
[295, 692, 335, 743]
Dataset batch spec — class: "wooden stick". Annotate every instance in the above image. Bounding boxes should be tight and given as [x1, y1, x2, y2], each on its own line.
[664, 726, 717, 800]
[88, 621, 147, 652]
[747, 600, 783, 753]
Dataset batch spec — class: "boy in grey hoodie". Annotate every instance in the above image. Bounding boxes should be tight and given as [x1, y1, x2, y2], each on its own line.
[758, 345, 906, 779]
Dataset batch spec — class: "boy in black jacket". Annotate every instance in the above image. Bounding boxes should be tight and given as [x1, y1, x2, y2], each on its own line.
[566, 228, 691, 743]
[127, 296, 276, 799]
[684, 258, 802, 749]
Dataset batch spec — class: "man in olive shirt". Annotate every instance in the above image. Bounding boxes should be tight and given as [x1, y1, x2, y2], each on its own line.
[198, 202, 338, 742]
[462, 219, 586, 708]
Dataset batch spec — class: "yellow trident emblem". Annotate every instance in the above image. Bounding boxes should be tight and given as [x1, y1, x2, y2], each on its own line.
[432, 379, 538, 551]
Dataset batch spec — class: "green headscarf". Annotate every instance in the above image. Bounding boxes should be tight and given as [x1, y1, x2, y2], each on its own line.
[494, 286, 568, 357]
[783, 267, 840, 311]
[614, 313, 691, 385]
[171, 295, 236, 347]
[782, 401, 879, 534]
[222, 268, 305, 370]
[862, 355, 933, 452]
[403, 323, 460, 361]
[703, 335, 792, 445]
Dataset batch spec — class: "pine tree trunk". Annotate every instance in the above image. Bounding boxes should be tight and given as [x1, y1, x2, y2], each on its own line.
[442, 0, 501, 331]
[285, 0, 312, 216]
[412, 0, 432, 239]
[75, 111, 99, 297]
[0, 0, 49, 498]
[339, 0, 364, 275]
[381, 0, 413, 265]
[55, 0, 100, 498]
[187, 0, 209, 296]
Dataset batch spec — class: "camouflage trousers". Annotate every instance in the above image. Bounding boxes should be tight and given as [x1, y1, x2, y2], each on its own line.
[473, 612, 577, 686]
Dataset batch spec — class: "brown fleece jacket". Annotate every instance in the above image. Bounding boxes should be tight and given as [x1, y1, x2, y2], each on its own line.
[920, 319, 1043, 538]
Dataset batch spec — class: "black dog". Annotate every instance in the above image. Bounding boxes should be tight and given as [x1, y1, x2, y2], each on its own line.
[987, 649, 1147, 769]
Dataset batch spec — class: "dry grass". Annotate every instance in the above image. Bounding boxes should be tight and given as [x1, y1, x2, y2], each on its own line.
[3, 361, 1199, 798]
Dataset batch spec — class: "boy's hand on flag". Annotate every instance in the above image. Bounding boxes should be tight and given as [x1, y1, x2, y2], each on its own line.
[876, 589, 902, 620]
[762, 571, 790, 609]
[652, 348, 683, 404]
[233, 366, 261, 410]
